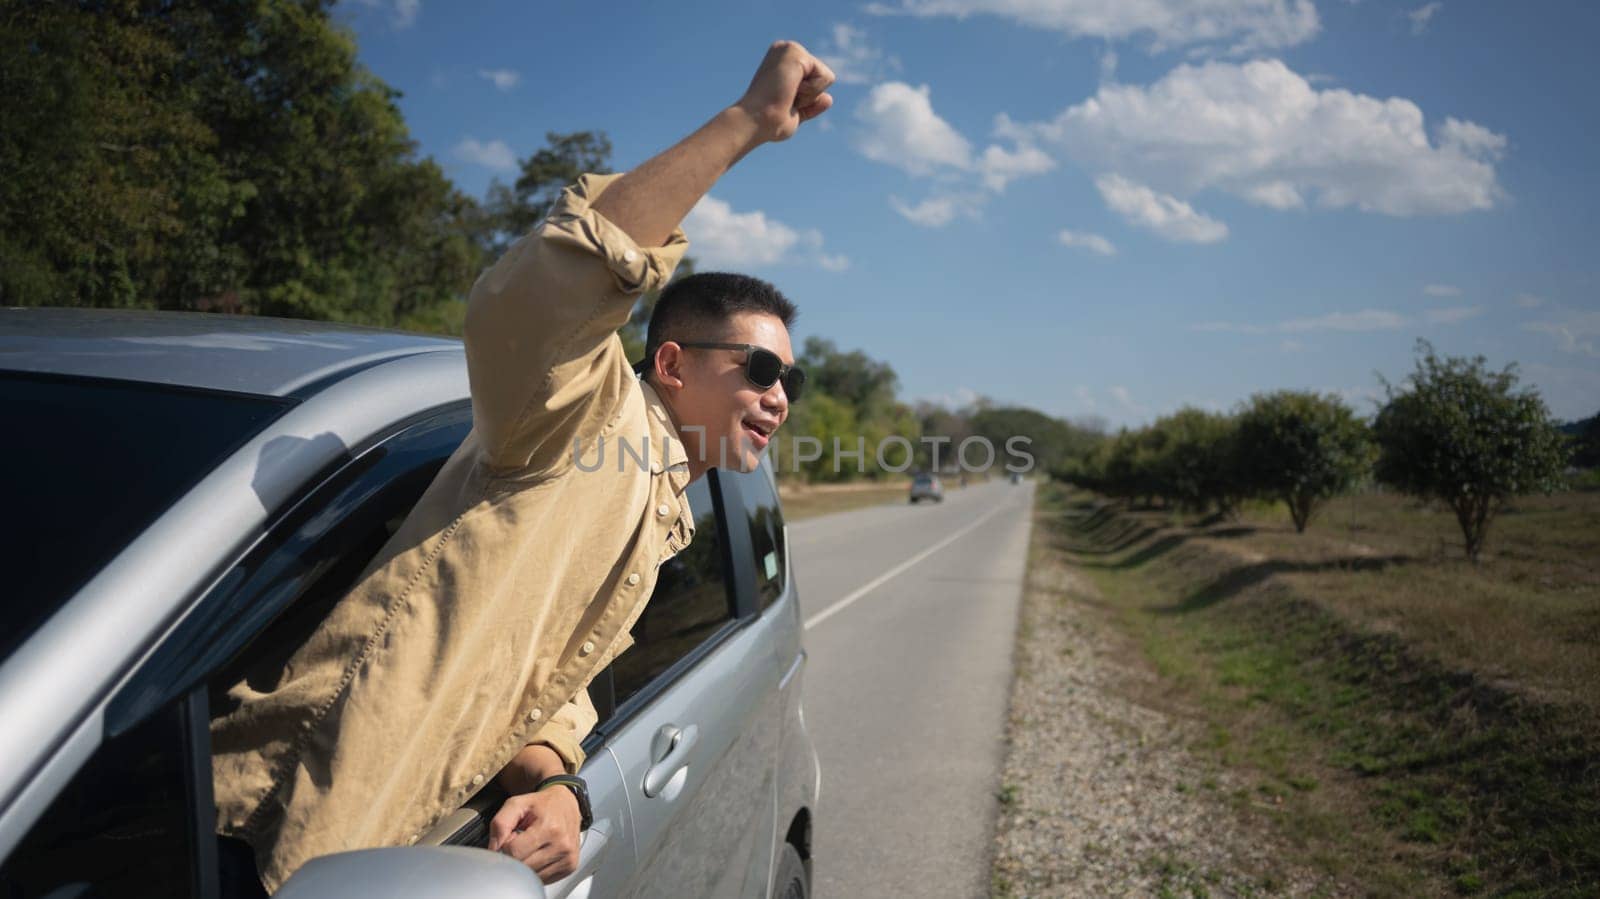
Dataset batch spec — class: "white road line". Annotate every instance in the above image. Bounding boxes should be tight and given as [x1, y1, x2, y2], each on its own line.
[803, 501, 1015, 630]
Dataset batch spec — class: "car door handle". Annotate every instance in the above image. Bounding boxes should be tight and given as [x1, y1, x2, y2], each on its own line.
[642, 723, 699, 798]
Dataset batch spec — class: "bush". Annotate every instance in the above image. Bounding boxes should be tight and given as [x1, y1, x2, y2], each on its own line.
[1235, 391, 1372, 533]
[1372, 341, 1569, 562]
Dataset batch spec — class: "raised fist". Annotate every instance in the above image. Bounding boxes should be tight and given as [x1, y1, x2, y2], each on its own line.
[735, 41, 836, 144]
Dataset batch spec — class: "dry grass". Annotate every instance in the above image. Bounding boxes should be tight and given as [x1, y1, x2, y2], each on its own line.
[1044, 483, 1600, 896]
[776, 480, 911, 520]
[1189, 489, 1600, 714]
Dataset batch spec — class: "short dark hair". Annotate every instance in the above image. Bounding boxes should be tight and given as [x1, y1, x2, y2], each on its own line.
[642, 272, 798, 373]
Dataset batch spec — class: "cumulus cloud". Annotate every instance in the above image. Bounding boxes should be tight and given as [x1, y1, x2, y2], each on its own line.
[1524, 311, 1600, 358]
[977, 143, 1056, 191]
[1423, 283, 1462, 298]
[1408, 2, 1442, 35]
[999, 58, 1507, 218]
[1057, 229, 1117, 256]
[1095, 174, 1228, 243]
[864, 0, 1320, 54]
[1194, 309, 1406, 334]
[888, 193, 984, 227]
[818, 23, 901, 85]
[453, 137, 516, 172]
[478, 68, 520, 91]
[683, 196, 842, 271]
[1424, 305, 1483, 325]
[854, 82, 972, 175]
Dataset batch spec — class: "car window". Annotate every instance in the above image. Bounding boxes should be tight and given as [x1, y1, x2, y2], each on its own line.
[0, 693, 207, 898]
[198, 407, 471, 729]
[0, 372, 293, 664]
[607, 477, 734, 712]
[726, 463, 787, 611]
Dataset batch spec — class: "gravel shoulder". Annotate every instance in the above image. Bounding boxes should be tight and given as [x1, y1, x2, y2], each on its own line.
[990, 518, 1348, 898]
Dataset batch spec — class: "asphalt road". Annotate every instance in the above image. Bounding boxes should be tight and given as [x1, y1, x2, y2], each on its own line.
[793, 479, 1035, 898]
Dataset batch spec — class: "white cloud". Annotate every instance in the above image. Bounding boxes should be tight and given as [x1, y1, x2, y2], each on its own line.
[1515, 293, 1545, 309]
[818, 23, 901, 85]
[1408, 2, 1442, 35]
[1109, 385, 1147, 414]
[1057, 229, 1117, 256]
[478, 68, 520, 91]
[1425, 305, 1483, 325]
[1281, 309, 1406, 332]
[1195, 308, 1406, 334]
[853, 82, 973, 176]
[683, 196, 842, 271]
[1423, 283, 1463, 298]
[349, 0, 419, 28]
[920, 386, 981, 409]
[1001, 58, 1506, 217]
[977, 143, 1056, 191]
[1074, 385, 1097, 410]
[1095, 174, 1228, 243]
[1524, 311, 1600, 358]
[452, 137, 516, 172]
[864, 0, 1320, 54]
[889, 193, 984, 227]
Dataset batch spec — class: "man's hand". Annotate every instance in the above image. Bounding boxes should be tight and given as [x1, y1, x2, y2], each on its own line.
[588, 40, 835, 249]
[734, 41, 835, 145]
[487, 785, 583, 884]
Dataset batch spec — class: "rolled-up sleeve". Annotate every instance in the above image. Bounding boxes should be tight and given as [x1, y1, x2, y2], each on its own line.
[464, 172, 689, 474]
[530, 688, 599, 775]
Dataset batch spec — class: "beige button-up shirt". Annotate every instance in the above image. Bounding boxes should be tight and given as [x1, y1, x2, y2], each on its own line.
[210, 173, 692, 892]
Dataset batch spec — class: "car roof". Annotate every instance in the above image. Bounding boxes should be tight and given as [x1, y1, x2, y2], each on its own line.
[0, 308, 461, 397]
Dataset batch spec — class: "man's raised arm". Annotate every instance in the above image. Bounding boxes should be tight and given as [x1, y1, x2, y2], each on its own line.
[462, 41, 832, 475]
[591, 40, 835, 249]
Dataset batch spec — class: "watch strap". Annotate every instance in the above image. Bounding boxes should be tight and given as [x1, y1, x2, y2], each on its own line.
[534, 774, 593, 832]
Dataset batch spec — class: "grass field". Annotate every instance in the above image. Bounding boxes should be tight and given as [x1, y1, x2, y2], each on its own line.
[1038, 482, 1600, 897]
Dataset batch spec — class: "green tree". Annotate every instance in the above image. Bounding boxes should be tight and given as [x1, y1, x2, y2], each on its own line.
[1, 1, 482, 328]
[1372, 341, 1570, 562]
[1235, 390, 1372, 533]
[1148, 408, 1246, 516]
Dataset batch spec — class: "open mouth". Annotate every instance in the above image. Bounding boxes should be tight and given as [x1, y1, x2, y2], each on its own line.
[742, 419, 774, 449]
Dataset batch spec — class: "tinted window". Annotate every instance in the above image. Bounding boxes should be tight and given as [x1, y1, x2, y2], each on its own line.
[729, 465, 787, 610]
[199, 408, 471, 728]
[0, 695, 206, 898]
[0, 372, 292, 661]
[610, 478, 733, 709]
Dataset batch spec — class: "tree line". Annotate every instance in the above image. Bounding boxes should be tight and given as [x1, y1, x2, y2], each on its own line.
[1061, 342, 1581, 563]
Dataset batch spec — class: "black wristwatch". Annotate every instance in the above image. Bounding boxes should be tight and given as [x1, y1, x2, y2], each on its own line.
[534, 774, 593, 832]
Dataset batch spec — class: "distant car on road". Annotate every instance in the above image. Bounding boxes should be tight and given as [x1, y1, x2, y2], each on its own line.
[909, 472, 944, 503]
[0, 309, 819, 899]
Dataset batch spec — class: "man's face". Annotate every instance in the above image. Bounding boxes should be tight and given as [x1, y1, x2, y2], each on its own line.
[663, 311, 794, 474]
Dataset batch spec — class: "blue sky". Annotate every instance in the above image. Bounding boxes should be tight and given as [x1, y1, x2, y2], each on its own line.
[340, 0, 1599, 428]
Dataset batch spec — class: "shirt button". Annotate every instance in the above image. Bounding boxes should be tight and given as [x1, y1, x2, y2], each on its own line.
[472, 774, 485, 786]
[651, 461, 662, 474]
[626, 572, 641, 586]
[528, 708, 542, 722]
[656, 503, 670, 517]
[623, 249, 639, 264]
[580, 640, 595, 656]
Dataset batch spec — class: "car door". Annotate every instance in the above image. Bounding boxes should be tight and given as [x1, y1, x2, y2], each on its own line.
[182, 402, 635, 897]
[594, 466, 786, 899]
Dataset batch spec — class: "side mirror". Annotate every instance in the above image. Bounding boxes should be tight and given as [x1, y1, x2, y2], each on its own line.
[274, 845, 547, 899]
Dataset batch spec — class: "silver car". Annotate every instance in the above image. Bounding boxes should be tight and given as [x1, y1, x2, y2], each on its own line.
[0, 309, 820, 899]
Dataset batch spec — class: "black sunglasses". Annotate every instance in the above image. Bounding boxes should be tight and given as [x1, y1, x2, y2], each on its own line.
[675, 341, 805, 402]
